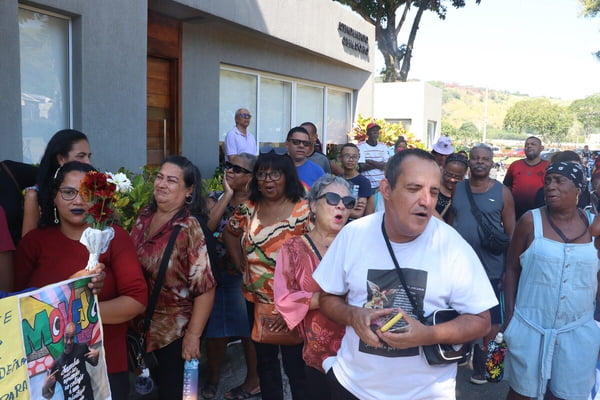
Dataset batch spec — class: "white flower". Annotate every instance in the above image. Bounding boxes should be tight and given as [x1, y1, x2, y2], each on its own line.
[107, 172, 132, 193]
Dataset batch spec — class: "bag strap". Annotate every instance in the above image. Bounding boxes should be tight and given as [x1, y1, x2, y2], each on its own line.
[142, 224, 182, 335]
[464, 180, 486, 228]
[1, 162, 21, 192]
[381, 217, 426, 324]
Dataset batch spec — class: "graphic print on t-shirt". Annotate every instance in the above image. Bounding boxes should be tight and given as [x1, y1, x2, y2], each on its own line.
[359, 268, 427, 357]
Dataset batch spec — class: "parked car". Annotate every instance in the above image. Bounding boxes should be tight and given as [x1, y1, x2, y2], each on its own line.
[508, 148, 525, 157]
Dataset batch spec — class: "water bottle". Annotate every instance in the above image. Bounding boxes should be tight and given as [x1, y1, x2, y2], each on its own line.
[183, 359, 199, 400]
[484, 332, 507, 382]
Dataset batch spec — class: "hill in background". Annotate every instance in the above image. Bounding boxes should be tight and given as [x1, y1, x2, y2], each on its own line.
[428, 81, 569, 135]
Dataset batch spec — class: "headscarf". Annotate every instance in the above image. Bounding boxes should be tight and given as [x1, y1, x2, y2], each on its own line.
[545, 161, 585, 190]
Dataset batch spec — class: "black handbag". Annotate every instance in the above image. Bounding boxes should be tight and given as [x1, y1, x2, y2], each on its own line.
[128, 224, 182, 373]
[465, 181, 510, 255]
[381, 219, 470, 366]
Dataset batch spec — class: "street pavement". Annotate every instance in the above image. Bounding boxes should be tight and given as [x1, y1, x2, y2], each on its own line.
[131, 340, 509, 399]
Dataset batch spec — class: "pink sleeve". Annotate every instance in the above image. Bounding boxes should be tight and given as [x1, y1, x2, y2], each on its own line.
[274, 239, 314, 330]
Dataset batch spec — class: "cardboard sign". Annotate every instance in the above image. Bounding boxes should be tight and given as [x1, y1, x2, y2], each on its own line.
[0, 276, 110, 400]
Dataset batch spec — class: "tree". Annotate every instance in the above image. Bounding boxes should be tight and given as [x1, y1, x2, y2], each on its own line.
[569, 94, 600, 140]
[503, 98, 573, 145]
[579, 0, 600, 58]
[335, 0, 481, 82]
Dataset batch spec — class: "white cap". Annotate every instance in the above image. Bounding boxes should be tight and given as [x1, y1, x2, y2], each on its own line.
[432, 136, 454, 155]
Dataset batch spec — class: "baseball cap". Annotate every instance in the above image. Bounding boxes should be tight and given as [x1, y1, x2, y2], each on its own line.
[366, 123, 381, 131]
[432, 136, 454, 155]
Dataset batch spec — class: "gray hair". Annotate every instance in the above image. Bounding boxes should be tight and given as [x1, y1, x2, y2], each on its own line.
[235, 152, 257, 171]
[469, 144, 493, 158]
[307, 174, 351, 202]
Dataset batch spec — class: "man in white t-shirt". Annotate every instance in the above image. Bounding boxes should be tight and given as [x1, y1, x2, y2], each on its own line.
[358, 123, 389, 191]
[224, 108, 257, 160]
[313, 148, 498, 400]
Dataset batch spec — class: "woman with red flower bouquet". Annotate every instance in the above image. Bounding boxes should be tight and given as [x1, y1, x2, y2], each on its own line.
[130, 155, 216, 399]
[14, 161, 148, 400]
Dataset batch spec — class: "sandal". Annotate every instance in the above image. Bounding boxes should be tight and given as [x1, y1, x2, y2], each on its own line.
[224, 385, 261, 400]
[201, 382, 218, 399]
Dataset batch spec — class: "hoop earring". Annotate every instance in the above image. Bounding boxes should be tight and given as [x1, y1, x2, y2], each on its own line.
[53, 207, 59, 224]
[185, 195, 193, 205]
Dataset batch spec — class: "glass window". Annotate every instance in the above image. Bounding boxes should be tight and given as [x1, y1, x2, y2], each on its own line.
[219, 70, 257, 141]
[326, 89, 351, 144]
[259, 77, 291, 144]
[19, 7, 70, 163]
[428, 120, 437, 148]
[296, 84, 323, 140]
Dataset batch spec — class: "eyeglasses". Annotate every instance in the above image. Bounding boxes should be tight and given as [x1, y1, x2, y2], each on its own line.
[340, 154, 359, 161]
[58, 186, 80, 201]
[287, 138, 310, 147]
[224, 161, 251, 174]
[317, 192, 356, 209]
[238, 113, 252, 119]
[256, 170, 282, 181]
[443, 170, 464, 181]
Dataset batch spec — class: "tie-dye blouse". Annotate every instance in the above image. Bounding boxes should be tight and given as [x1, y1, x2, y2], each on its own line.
[227, 200, 310, 304]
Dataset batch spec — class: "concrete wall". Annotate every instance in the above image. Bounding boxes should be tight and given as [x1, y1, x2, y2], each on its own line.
[182, 18, 373, 176]
[177, 0, 373, 72]
[0, 1, 23, 160]
[374, 81, 442, 147]
[0, 0, 147, 172]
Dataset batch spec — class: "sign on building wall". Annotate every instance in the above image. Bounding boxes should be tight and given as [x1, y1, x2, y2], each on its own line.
[0, 277, 110, 400]
[338, 22, 369, 56]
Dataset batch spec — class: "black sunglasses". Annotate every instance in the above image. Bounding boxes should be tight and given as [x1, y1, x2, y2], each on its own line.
[288, 138, 310, 147]
[224, 161, 251, 174]
[317, 192, 356, 209]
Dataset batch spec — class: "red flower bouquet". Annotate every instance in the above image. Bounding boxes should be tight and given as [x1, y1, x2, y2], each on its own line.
[78, 171, 132, 270]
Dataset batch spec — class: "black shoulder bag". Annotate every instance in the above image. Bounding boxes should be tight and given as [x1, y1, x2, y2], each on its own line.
[381, 218, 469, 365]
[128, 224, 182, 372]
[464, 181, 510, 255]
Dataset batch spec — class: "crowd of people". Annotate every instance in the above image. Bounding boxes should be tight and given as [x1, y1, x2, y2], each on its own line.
[0, 108, 599, 400]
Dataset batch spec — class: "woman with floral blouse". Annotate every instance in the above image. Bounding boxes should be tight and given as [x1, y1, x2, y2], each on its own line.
[130, 155, 216, 399]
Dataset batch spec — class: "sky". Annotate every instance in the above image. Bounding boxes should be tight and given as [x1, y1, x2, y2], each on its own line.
[374, 0, 600, 100]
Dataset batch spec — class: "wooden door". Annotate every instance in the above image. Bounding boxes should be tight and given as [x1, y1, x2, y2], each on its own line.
[147, 56, 177, 165]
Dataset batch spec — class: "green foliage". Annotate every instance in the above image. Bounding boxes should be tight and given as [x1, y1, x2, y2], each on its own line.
[204, 166, 224, 195]
[115, 166, 157, 232]
[503, 98, 574, 144]
[441, 121, 458, 137]
[569, 94, 600, 138]
[580, 0, 600, 16]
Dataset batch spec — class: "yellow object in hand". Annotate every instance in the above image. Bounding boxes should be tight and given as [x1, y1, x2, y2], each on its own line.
[380, 312, 403, 332]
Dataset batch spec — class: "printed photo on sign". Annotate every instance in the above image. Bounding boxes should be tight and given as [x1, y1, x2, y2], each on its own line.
[19, 277, 111, 399]
[359, 268, 427, 357]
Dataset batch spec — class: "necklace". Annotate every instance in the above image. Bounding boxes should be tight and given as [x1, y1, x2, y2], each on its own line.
[545, 208, 589, 243]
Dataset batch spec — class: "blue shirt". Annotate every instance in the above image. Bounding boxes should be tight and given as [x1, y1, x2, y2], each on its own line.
[297, 160, 325, 190]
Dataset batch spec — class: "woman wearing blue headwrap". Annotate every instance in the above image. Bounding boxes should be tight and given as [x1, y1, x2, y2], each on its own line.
[503, 161, 600, 400]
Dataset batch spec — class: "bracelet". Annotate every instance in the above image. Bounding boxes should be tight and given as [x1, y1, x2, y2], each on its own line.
[22, 185, 39, 196]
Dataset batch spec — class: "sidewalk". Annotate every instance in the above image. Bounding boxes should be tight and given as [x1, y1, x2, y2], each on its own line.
[130, 340, 509, 399]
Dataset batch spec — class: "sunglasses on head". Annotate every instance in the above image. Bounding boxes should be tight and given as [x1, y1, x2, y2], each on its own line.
[288, 138, 310, 147]
[317, 192, 356, 209]
[224, 161, 251, 174]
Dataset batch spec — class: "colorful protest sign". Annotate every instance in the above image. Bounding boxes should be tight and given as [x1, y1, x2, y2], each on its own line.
[0, 276, 110, 400]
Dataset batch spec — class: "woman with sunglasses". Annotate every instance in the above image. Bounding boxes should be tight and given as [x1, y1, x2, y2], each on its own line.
[224, 152, 310, 400]
[436, 153, 468, 222]
[202, 153, 260, 400]
[15, 161, 147, 400]
[274, 175, 354, 400]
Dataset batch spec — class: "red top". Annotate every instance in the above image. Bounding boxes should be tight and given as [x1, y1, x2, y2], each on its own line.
[15, 225, 148, 373]
[503, 159, 548, 219]
[0, 206, 15, 252]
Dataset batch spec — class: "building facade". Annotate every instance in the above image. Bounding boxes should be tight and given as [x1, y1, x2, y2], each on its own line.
[1, 0, 374, 176]
[374, 81, 442, 148]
